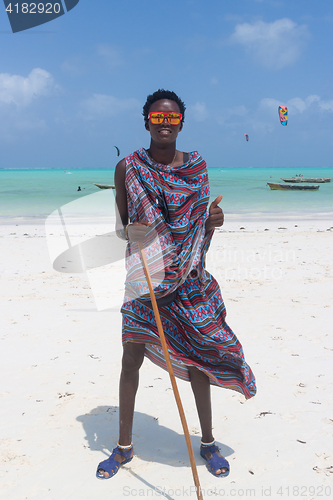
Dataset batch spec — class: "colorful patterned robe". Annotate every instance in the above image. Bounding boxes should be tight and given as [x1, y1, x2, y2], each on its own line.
[120, 148, 256, 399]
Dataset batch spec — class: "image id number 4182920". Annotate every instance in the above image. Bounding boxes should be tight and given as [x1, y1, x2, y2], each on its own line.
[5, 2, 62, 14]
[276, 485, 332, 496]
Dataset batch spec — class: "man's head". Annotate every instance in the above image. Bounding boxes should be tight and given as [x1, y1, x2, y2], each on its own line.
[142, 89, 186, 127]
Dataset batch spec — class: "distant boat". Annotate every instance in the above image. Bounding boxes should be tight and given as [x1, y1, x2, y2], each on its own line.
[281, 177, 331, 183]
[92, 183, 115, 189]
[268, 182, 319, 191]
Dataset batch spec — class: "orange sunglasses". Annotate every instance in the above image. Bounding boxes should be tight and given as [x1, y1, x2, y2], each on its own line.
[149, 112, 182, 125]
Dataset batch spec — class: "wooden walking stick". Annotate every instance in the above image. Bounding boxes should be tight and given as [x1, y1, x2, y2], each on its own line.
[138, 242, 204, 500]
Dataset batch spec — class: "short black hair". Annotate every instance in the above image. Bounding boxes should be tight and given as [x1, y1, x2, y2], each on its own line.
[142, 89, 186, 125]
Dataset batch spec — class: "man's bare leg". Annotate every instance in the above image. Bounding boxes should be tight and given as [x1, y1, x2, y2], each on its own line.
[188, 366, 227, 475]
[98, 342, 145, 478]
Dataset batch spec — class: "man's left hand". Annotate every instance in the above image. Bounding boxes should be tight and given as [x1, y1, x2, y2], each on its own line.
[205, 194, 224, 233]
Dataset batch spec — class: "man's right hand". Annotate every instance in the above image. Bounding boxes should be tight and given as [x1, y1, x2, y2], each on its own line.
[127, 222, 151, 242]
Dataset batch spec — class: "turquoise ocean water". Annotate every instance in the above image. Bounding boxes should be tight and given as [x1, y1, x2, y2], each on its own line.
[1, 167, 332, 220]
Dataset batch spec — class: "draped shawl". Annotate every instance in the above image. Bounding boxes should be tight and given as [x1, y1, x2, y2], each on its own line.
[123, 148, 212, 302]
[120, 148, 257, 400]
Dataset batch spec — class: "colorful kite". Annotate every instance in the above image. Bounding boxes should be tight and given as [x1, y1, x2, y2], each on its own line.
[244, 133, 249, 142]
[278, 106, 288, 126]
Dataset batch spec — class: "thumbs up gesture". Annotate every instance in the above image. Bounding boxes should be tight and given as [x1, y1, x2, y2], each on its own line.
[205, 195, 224, 233]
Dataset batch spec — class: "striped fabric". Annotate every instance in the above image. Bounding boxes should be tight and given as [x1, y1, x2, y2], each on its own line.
[121, 148, 256, 399]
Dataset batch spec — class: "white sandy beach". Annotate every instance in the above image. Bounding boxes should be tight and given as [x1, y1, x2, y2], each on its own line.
[1, 216, 333, 500]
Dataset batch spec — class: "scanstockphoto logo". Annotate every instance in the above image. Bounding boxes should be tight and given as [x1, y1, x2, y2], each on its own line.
[45, 190, 169, 312]
[3, 0, 79, 33]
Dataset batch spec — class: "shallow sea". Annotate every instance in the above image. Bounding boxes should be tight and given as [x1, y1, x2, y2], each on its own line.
[1, 167, 332, 220]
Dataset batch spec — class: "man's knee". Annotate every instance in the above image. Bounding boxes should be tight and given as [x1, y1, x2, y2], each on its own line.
[122, 343, 145, 372]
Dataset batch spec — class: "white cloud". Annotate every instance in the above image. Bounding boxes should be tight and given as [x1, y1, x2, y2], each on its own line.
[216, 104, 249, 126]
[260, 94, 333, 116]
[80, 94, 140, 120]
[260, 97, 282, 111]
[96, 44, 124, 69]
[0, 68, 57, 107]
[230, 18, 309, 69]
[12, 116, 47, 132]
[231, 105, 248, 117]
[318, 99, 333, 112]
[61, 56, 87, 77]
[215, 93, 333, 135]
[287, 97, 308, 113]
[189, 102, 209, 122]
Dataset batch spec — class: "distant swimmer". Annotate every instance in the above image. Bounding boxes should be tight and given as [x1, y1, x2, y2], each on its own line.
[77, 186, 81, 191]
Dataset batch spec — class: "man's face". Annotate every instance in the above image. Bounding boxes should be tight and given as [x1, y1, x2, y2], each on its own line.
[145, 99, 183, 145]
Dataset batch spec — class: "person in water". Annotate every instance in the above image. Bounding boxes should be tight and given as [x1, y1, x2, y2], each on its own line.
[96, 89, 256, 480]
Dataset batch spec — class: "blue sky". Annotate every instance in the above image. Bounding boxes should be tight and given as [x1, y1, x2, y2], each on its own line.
[1, 0, 333, 169]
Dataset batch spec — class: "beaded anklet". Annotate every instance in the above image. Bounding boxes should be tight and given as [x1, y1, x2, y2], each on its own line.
[117, 441, 133, 450]
[201, 439, 215, 447]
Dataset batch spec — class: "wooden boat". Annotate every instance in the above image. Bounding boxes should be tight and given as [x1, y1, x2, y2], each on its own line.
[281, 177, 331, 183]
[268, 182, 319, 191]
[92, 183, 115, 189]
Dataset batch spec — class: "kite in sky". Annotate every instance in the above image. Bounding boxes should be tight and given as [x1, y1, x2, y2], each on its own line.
[244, 133, 249, 142]
[278, 106, 288, 126]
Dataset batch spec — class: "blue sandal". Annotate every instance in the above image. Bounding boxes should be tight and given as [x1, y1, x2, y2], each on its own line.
[200, 444, 230, 477]
[96, 445, 134, 479]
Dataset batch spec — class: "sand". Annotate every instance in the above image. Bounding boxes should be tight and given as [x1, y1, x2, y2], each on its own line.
[1, 215, 333, 500]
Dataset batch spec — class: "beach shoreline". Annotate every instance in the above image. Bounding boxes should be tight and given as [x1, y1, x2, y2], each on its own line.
[1, 210, 333, 228]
